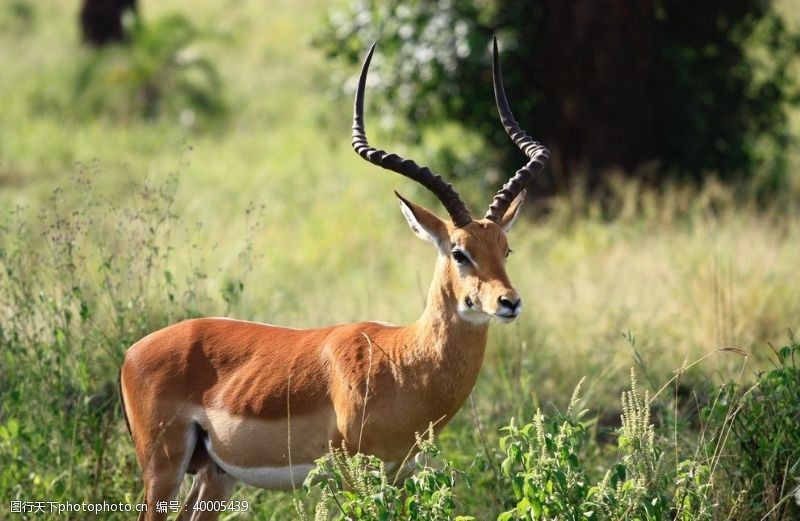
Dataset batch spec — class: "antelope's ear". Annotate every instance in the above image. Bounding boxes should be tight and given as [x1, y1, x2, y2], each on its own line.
[395, 192, 449, 251]
[500, 189, 526, 232]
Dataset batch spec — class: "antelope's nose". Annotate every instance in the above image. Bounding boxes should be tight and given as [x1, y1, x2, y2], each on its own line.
[498, 295, 522, 314]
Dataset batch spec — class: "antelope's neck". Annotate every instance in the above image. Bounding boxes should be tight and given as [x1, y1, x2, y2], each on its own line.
[405, 256, 489, 385]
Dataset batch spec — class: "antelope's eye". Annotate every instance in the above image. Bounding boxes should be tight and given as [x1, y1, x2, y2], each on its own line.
[451, 249, 470, 266]
[505, 248, 513, 258]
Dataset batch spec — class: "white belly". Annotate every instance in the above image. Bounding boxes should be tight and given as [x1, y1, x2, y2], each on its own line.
[194, 407, 337, 490]
[204, 437, 314, 489]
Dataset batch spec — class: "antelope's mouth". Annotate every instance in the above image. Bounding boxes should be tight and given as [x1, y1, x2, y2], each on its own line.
[492, 310, 520, 323]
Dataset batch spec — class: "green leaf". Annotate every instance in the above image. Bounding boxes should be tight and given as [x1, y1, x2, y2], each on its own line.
[512, 475, 524, 498]
[531, 497, 543, 517]
[502, 457, 515, 477]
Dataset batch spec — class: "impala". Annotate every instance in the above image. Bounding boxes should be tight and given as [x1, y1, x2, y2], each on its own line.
[120, 38, 549, 520]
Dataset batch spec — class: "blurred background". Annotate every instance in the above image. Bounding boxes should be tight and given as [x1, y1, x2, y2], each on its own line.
[1, 0, 799, 519]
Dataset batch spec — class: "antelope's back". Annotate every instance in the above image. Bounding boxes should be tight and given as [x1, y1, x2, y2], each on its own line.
[120, 318, 336, 418]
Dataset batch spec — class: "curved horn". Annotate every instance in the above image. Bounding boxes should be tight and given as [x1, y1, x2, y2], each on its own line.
[485, 37, 549, 223]
[352, 43, 472, 228]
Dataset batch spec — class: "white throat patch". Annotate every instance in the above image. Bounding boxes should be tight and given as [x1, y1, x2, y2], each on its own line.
[456, 303, 493, 325]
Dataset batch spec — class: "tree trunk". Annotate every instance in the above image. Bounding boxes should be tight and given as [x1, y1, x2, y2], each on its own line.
[539, 0, 656, 187]
[79, 0, 138, 47]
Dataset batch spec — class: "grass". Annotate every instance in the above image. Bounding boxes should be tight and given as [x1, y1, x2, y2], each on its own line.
[1, 0, 800, 519]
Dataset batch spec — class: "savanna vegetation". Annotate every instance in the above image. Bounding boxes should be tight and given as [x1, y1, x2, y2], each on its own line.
[1, 0, 799, 519]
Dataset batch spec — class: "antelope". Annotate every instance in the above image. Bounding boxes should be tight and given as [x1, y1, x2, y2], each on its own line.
[120, 38, 549, 520]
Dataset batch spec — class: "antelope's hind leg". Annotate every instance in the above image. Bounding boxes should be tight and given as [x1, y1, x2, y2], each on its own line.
[183, 466, 237, 521]
[177, 434, 238, 521]
[133, 419, 198, 521]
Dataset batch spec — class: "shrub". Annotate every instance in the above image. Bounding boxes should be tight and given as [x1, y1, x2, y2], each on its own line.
[315, 0, 800, 191]
[707, 338, 800, 519]
[497, 374, 712, 520]
[73, 13, 227, 127]
[302, 427, 473, 520]
[0, 0, 35, 33]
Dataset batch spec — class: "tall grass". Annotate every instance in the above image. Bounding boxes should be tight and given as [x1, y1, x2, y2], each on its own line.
[0, 164, 225, 516]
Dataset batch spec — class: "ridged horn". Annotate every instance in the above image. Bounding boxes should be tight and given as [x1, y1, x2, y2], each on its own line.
[352, 43, 472, 228]
[485, 37, 549, 223]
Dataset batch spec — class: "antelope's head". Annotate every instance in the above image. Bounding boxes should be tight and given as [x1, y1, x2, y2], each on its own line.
[352, 39, 549, 324]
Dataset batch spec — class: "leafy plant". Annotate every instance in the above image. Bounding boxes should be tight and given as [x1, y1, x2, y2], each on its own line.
[0, 0, 35, 33]
[73, 13, 227, 127]
[708, 338, 800, 519]
[303, 426, 473, 520]
[497, 374, 712, 520]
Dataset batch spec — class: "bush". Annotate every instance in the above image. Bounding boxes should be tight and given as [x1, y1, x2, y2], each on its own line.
[73, 13, 227, 128]
[315, 0, 800, 192]
[0, 0, 35, 33]
[707, 338, 800, 519]
[302, 427, 472, 520]
[497, 375, 712, 520]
